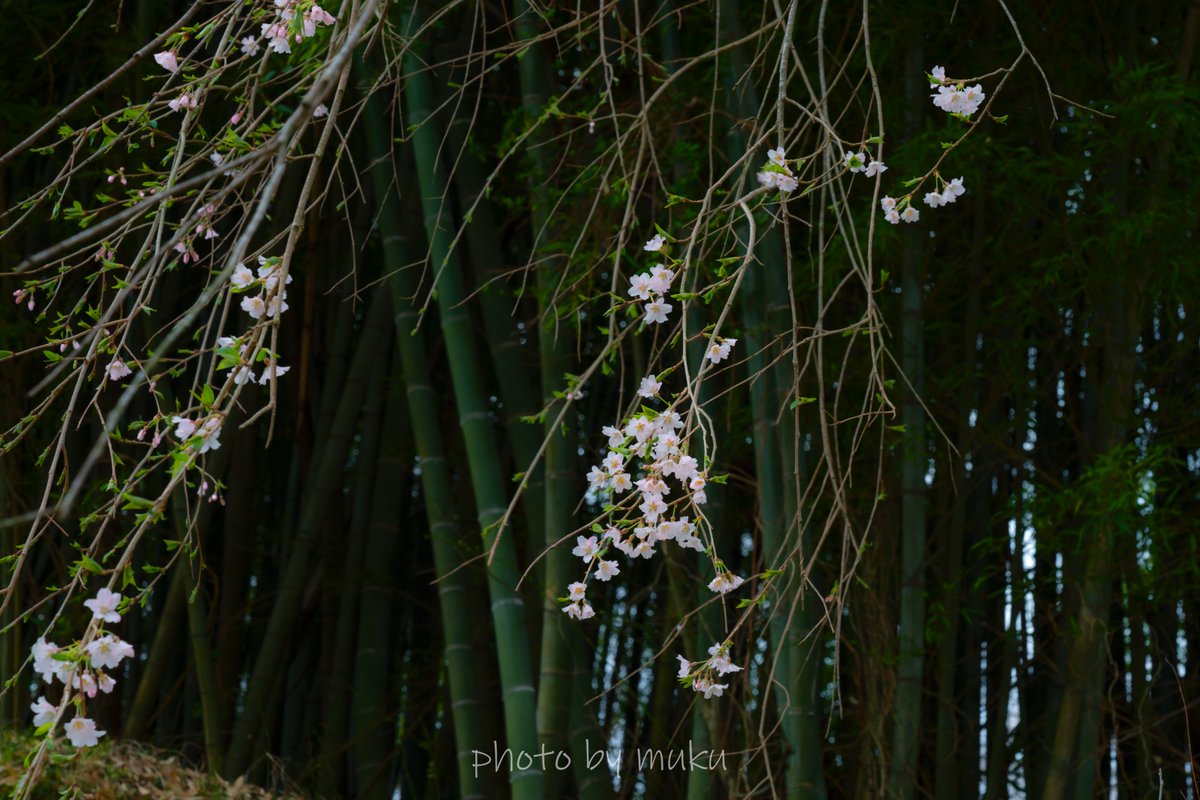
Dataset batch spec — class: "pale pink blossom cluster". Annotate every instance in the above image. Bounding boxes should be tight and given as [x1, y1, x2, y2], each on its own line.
[29, 589, 136, 747]
[629, 235, 675, 325]
[756, 147, 799, 193]
[194, 203, 220, 241]
[705, 337, 737, 364]
[168, 92, 198, 113]
[254, 0, 337, 56]
[880, 196, 920, 225]
[929, 66, 986, 117]
[844, 150, 887, 178]
[169, 414, 224, 454]
[233, 255, 292, 320]
[923, 176, 966, 208]
[12, 288, 35, 311]
[214, 335, 292, 387]
[106, 359, 133, 382]
[677, 642, 743, 700]
[564, 371, 746, 622]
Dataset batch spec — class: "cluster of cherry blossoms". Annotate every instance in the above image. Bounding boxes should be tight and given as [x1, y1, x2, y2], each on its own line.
[256, 0, 337, 56]
[216, 334, 292, 387]
[844, 150, 887, 178]
[169, 414, 224, 455]
[677, 641, 743, 699]
[756, 147, 799, 193]
[563, 369, 746, 627]
[929, 66, 986, 117]
[29, 589, 135, 747]
[922, 176, 966, 209]
[867, 66, 985, 225]
[231, 255, 292, 321]
[705, 337, 737, 364]
[628, 235, 676, 325]
[879, 196, 920, 225]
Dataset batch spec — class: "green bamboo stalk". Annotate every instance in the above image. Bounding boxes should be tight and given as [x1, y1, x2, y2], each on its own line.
[351, 343, 406, 800]
[186, 556, 223, 774]
[714, 2, 825, 794]
[886, 46, 929, 800]
[222, 288, 391, 778]
[159, 426, 228, 773]
[215, 422, 256, 739]
[363, 94, 488, 799]
[402, 13, 544, 796]
[316, 348, 388, 795]
[444, 102, 545, 537]
[510, 2, 577, 789]
[125, 557, 188, 739]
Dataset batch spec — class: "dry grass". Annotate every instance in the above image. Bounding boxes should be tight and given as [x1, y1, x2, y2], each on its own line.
[0, 732, 303, 800]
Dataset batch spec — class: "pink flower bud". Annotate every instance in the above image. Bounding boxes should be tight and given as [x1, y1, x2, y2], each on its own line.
[137, 428, 146, 441]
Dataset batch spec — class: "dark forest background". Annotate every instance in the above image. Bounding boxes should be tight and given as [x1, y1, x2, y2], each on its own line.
[1, 1, 1198, 798]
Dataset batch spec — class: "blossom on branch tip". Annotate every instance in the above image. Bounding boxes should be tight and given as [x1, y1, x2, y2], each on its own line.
[563, 601, 595, 620]
[171, 416, 196, 439]
[707, 572, 744, 595]
[844, 151, 868, 173]
[241, 295, 266, 319]
[595, 560, 620, 581]
[643, 234, 665, 252]
[644, 299, 672, 324]
[154, 51, 179, 73]
[168, 93, 197, 113]
[31, 696, 55, 727]
[106, 360, 132, 382]
[84, 589, 122, 623]
[257, 361, 290, 385]
[677, 655, 691, 678]
[638, 374, 661, 398]
[705, 338, 736, 364]
[65, 717, 104, 748]
[32, 638, 67, 684]
[628, 273, 652, 300]
[86, 635, 134, 670]
[863, 160, 888, 178]
[572, 536, 599, 563]
[231, 264, 255, 289]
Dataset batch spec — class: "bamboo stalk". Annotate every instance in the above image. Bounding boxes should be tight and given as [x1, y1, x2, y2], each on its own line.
[316, 346, 389, 794]
[402, 13, 544, 795]
[509, 3, 579, 790]
[222, 288, 391, 778]
[363, 94, 490, 799]
[351, 342, 407, 799]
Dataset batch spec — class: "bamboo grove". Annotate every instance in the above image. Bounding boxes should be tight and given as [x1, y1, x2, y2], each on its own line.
[0, 1, 1198, 798]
